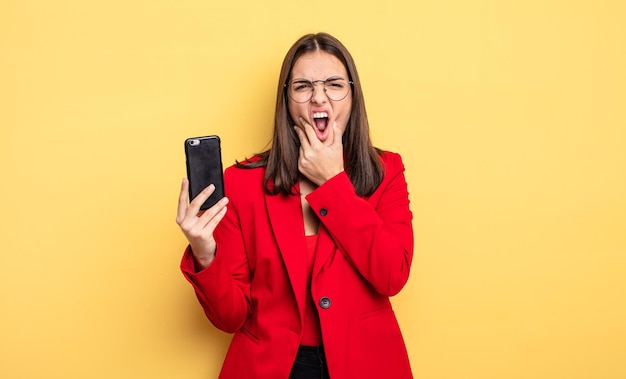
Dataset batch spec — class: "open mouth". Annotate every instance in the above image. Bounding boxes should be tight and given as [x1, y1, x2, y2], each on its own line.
[313, 112, 329, 131]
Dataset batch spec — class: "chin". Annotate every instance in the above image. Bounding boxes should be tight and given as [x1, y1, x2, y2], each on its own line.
[316, 130, 329, 142]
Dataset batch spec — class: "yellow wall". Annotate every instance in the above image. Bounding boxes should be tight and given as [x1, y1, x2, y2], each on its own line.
[1, 1, 625, 378]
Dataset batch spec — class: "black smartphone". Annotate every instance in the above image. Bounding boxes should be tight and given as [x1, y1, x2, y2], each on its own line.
[184, 135, 225, 210]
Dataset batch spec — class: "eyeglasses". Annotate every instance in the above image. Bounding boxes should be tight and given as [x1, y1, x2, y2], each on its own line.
[285, 77, 353, 103]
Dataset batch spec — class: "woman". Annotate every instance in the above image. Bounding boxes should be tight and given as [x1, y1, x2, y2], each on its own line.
[176, 32, 414, 379]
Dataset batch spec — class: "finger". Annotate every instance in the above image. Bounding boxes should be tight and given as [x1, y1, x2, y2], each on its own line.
[204, 202, 228, 231]
[295, 122, 319, 153]
[194, 196, 229, 230]
[188, 183, 216, 216]
[299, 117, 321, 147]
[321, 119, 336, 147]
[176, 178, 190, 224]
[294, 123, 309, 147]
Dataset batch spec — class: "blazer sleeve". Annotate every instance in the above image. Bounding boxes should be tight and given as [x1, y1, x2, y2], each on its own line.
[180, 167, 252, 333]
[305, 152, 414, 296]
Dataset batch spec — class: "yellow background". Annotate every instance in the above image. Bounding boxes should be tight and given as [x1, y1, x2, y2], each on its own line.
[1, 0, 625, 378]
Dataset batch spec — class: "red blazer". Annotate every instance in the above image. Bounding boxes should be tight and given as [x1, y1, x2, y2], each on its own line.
[181, 151, 414, 378]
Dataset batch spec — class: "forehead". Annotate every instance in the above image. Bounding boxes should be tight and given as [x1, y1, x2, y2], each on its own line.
[290, 51, 348, 80]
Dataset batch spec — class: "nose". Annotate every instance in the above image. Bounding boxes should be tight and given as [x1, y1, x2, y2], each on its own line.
[310, 80, 328, 104]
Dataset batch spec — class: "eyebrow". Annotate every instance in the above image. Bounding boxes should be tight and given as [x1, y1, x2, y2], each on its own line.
[290, 76, 347, 82]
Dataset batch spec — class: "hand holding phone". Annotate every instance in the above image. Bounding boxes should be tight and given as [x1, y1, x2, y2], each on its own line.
[184, 135, 225, 210]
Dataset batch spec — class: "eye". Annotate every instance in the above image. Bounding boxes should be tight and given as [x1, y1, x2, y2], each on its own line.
[292, 81, 313, 92]
[326, 79, 346, 89]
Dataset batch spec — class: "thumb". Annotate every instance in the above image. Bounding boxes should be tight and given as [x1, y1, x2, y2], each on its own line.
[332, 121, 344, 145]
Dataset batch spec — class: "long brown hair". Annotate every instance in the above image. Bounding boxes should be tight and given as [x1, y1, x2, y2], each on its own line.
[239, 32, 383, 197]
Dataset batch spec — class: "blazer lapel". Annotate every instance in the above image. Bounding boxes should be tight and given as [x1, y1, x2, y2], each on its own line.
[312, 226, 335, 280]
[265, 188, 307, 323]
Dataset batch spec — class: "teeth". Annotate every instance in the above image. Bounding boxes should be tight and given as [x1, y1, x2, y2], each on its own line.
[313, 112, 328, 119]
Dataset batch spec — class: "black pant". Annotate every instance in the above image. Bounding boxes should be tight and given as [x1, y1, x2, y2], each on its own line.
[289, 345, 330, 379]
